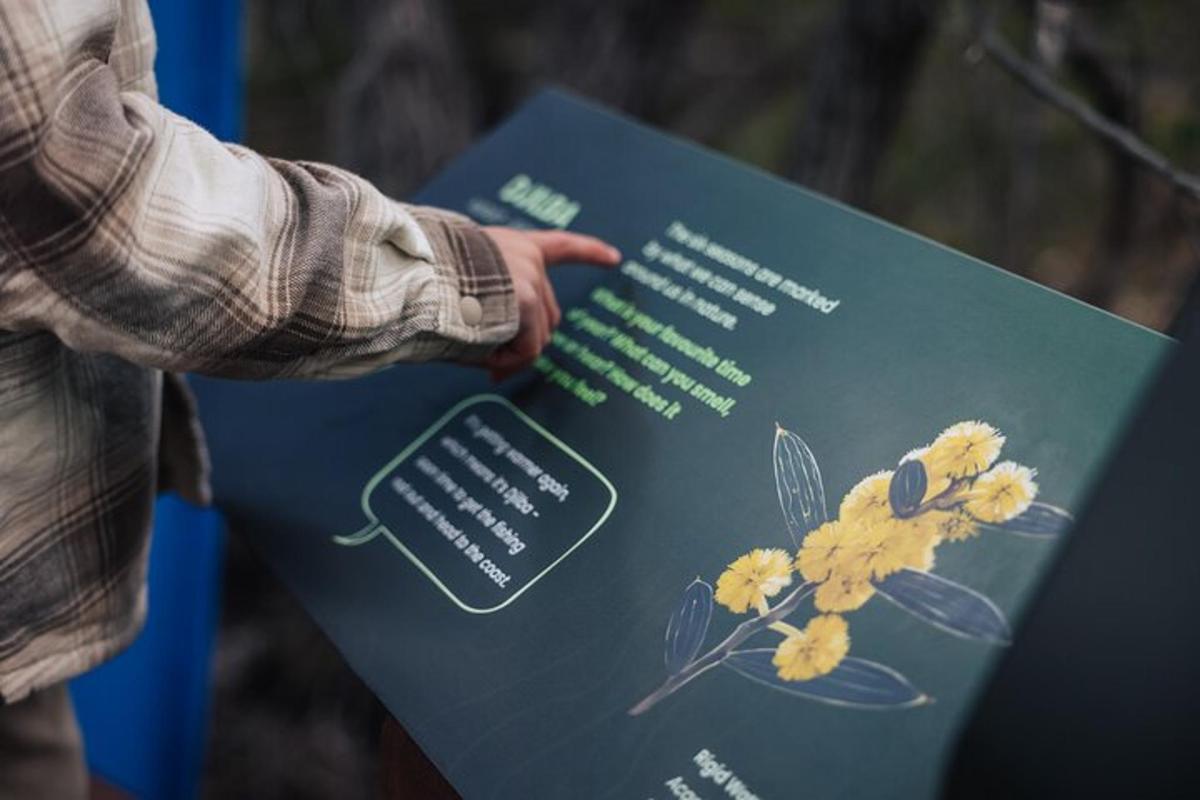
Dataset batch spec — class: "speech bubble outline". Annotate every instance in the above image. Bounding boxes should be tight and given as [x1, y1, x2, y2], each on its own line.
[333, 394, 617, 614]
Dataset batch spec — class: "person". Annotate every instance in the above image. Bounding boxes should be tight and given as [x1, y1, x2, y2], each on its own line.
[0, 1, 620, 795]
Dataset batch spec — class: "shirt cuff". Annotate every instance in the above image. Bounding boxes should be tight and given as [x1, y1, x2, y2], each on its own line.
[407, 206, 519, 363]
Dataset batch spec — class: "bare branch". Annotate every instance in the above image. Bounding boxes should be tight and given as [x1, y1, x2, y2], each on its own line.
[972, 19, 1200, 202]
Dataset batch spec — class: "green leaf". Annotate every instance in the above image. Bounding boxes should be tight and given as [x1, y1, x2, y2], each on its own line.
[724, 649, 929, 709]
[980, 502, 1073, 538]
[773, 424, 828, 548]
[665, 579, 713, 675]
[873, 568, 1011, 644]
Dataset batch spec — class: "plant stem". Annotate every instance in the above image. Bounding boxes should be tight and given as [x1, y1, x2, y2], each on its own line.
[768, 621, 805, 638]
[628, 582, 816, 716]
[897, 478, 968, 519]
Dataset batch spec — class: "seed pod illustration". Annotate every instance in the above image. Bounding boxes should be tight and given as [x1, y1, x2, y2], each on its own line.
[664, 578, 714, 675]
[773, 423, 828, 548]
[889, 458, 928, 518]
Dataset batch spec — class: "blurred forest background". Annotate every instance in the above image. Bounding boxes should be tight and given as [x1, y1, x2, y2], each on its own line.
[203, 0, 1200, 797]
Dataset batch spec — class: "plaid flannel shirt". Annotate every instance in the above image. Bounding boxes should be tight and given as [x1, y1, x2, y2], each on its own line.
[0, 0, 517, 702]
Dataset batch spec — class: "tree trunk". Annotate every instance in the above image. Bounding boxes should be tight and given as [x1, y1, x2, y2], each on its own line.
[790, 0, 945, 207]
[331, 0, 478, 197]
[536, 0, 703, 121]
[1063, 18, 1143, 308]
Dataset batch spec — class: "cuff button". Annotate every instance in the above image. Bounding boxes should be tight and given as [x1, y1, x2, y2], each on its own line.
[459, 295, 483, 326]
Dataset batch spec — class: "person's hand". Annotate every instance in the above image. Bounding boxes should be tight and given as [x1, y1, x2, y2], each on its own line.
[482, 227, 621, 382]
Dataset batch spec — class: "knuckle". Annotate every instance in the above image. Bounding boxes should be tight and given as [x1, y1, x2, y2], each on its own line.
[516, 281, 539, 306]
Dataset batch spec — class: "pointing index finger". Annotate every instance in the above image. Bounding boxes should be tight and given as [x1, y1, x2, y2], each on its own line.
[528, 231, 621, 267]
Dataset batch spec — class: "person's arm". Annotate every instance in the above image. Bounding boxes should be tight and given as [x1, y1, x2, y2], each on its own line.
[0, 2, 615, 379]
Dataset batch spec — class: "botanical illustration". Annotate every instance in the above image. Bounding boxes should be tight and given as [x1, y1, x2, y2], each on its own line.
[629, 421, 1073, 715]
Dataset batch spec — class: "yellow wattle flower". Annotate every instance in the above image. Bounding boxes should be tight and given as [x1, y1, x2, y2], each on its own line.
[901, 446, 954, 502]
[965, 461, 1038, 523]
[813, 570, 875, 612]
[772, 614, 850, 681]
[714, 548, 793, 614]
[836, 524, 904, 582]
[937, 508, 981, 542]
[927, 421, 1005, 479]
[839, 470, 894, 527]
[796, 520, 850, 583]
[884, 513, 944, 572]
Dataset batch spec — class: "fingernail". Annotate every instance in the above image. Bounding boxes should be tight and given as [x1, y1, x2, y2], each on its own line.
[608, 247, 622, 262]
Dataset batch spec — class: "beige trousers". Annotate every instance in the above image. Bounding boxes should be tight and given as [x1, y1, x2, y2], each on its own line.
[0, 685, 87, 799]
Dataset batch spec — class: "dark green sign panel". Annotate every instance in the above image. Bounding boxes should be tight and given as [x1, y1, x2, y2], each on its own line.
[193, 90, 1168, 799]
